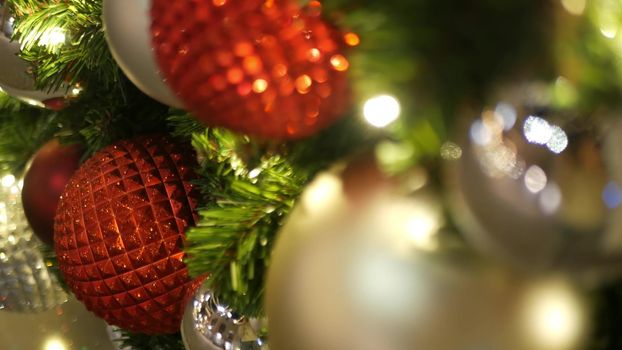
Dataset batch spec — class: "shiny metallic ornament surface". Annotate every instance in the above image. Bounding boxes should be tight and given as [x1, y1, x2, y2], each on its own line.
[181, 283, 267, 350]
[445, 81, 622, 281]
[0, 174, 67, 312]
[0, 3, 69, 107]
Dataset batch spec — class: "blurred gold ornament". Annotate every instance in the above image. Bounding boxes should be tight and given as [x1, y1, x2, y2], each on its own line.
[266, 159, 588, 350]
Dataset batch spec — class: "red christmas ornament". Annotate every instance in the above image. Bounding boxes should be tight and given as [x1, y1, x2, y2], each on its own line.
[22, 139, 82, 245]
[42, 97, 69, 111]
[150, 0, 351, 139]
[54, 135, 202, 334]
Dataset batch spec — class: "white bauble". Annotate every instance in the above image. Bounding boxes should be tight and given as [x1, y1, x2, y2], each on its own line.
[266, 161, 588, 350]
[102, 0, 183, 108]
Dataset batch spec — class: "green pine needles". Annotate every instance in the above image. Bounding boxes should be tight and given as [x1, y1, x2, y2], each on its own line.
[10, 0, 117, 90]
[181, 125, 306, 316]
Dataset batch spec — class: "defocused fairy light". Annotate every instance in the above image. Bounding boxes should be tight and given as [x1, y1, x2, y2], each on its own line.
[363, 95, 401, 128]
[494, 102, 517, 131]
[522, 282, 585, 349]
[302, 173, 342, 215]
[546, 125, 568, 154]
[470, 120, 493, 146]
[405, 209, 440, 251]
[524, 116, 553, 145]
[561, 0, 586, 15]
[440, 142, 463, 160]
[600, 26, 618, 39]
[38, 27, 66, 47]
[344, 32, 360, 46]
[1, 174, 15, 188]
[539, 182, 563, 214]
[524, 165, 548, 194]
[43, 337, 67, 350]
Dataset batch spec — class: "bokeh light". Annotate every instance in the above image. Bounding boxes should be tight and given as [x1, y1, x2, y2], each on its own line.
[363, 95, 401, 128]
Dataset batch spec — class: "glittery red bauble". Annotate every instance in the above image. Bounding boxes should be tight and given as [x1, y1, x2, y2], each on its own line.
[22, 139, 82, 245]
[53, 135, 202, 334]
[150, 0, 351, 139]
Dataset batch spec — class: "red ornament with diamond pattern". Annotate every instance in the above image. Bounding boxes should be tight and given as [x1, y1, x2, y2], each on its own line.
[150, 0, 351, 139]
[53, 135, 202, 334]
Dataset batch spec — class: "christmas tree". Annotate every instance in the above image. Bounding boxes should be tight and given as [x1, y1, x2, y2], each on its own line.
[0, 0, 622, 349]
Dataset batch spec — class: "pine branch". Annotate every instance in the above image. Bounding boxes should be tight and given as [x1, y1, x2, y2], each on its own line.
[10, 0, 118, 91]
[0, 92, 59, 174]
[183, 128, 306, 317]
[117, 330, 184, 350]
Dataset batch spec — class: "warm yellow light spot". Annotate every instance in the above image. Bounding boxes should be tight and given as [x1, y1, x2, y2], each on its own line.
[344, 32, 360, 46]
[308, 48, 322, 62]
[295, 75, 312, 94]
[253, 79, 268, 93]
[405, 211, 439, 251]
[1, 175, 15, 188]
[38, 27, 66, 47]
[561, 0, 586, 15]
[213, 0, 227, 6]
[43, 337, 67, 350]
[330, 54, 349, 71]
[363, 95, 401, 128]
[522, 282, 585, 349]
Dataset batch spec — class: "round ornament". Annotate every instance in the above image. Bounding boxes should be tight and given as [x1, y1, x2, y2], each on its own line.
[445, 81, 622, 279]
[102, 0, 183, 108]
[54, 135, 202, 334]
[181, 282, 267, 350]
[0, 173, 67, 312]
[0, 3, 69, 108]
[266, 162, 589, 350]
[150, 0, 351, 139]
[22, 139, 82, 245]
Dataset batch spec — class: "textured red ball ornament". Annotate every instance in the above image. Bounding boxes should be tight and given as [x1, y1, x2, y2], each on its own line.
[150, 0, 351, 139]
[22, 139, 82, 245]
[54, 135, 202, 334]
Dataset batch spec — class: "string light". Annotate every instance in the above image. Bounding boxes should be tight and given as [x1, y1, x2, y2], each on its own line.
[43, 337, 67, 350]
[38, 27, 66, 47]
[363, 95, 401, 128]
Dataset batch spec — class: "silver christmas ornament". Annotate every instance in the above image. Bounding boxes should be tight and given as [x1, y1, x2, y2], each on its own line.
[181, 283, 267, 350]
[445, 80, 622, 280]
[0, 3, 70, 107]
[0, 174, 67, 312]
[102, 0, 183, 108]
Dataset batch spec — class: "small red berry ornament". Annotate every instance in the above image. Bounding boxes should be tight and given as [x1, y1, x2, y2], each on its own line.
[22, 139, 82, 245]
[150, 0, 351, 139]
[54, 135, 202, 334]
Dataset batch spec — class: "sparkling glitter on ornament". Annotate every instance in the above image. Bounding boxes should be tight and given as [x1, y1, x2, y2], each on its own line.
[150, 0, 351, 139]
[54, 135, 202, 334]
[181, 283, 267, 350]
[0, 174, 67, 312]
